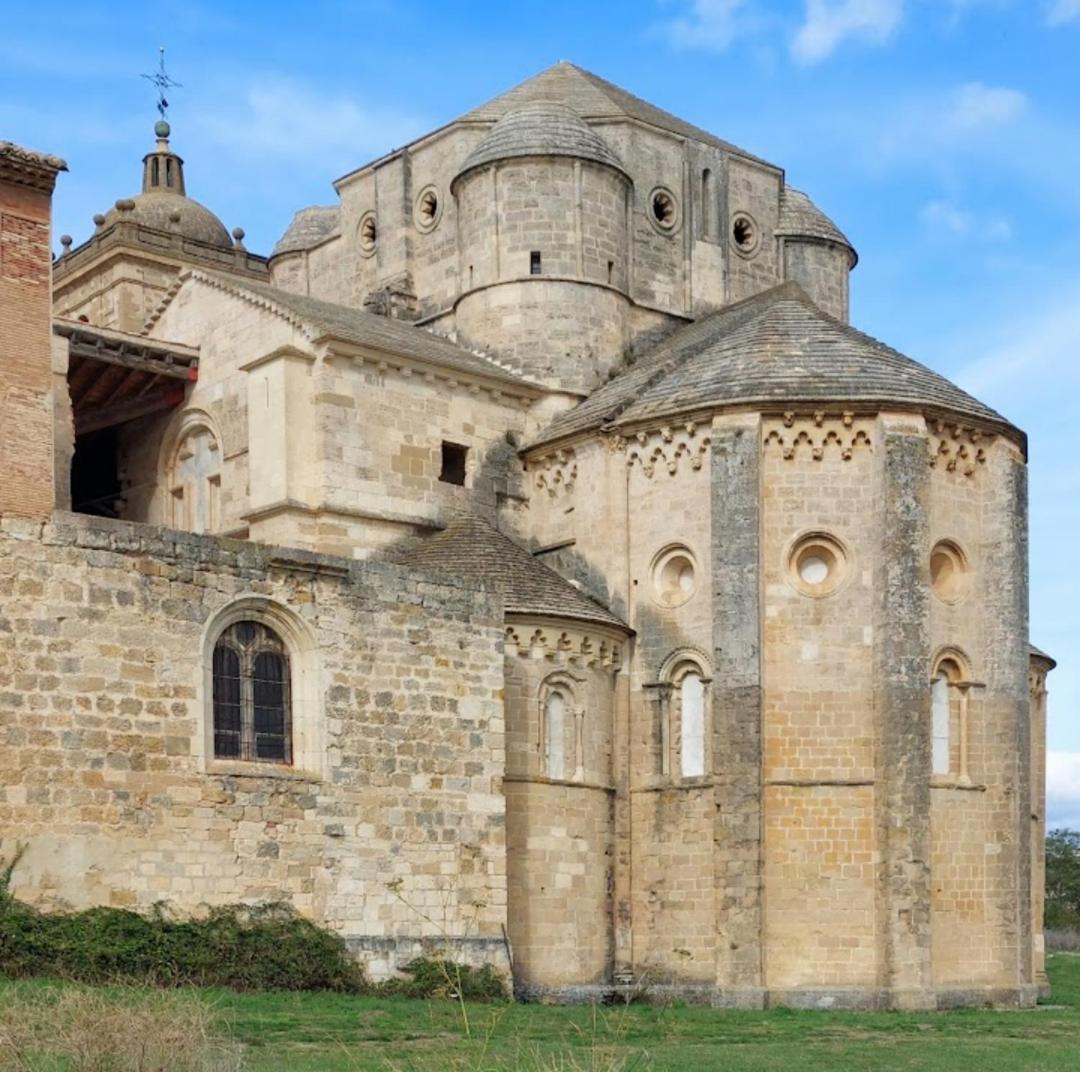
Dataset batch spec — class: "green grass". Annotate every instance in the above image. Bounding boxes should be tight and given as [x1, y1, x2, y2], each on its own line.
[3, 955, 1079, 1071]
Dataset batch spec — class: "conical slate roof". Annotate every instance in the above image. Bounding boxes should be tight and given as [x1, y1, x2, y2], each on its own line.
[272, 205, 340, 257]
[777, 187, 857, 266]
[461, 61, 773, 168]
[453, 100, 627, 187]
[394, 514, 627, 630]
[530, 282, 1017, 449]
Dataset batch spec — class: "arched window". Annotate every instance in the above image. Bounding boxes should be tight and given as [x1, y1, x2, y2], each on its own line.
[212, 621, 291, 764]
[680, 671, 706, 778]
[544, 689, 567, 780]
[651, 652, 712, 781]
[168, 424, 221, 534]
[931, 651, 973, 782]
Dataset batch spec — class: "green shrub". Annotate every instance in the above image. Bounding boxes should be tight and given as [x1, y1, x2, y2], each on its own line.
[376, 957, 507, 1001]
[0, 848, 366, 992]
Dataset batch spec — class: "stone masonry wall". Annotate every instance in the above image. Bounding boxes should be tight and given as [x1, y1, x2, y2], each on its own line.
[0, 513, 509, 980]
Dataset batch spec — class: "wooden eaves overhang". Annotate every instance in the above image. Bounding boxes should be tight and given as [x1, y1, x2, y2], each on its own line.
[54, 319, 199, 436]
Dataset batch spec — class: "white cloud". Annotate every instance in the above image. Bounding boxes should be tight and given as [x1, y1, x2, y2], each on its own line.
[955, 283, 1080, 400]
[920, 201, 1012, 241]
[1046, 0, 1080, 25]
[791, 0, 904, 63]
[945, 82, 1028, 131]
[662, 0, 755, 51]
[1048, 752, 1080, 830]
[194, 79, 425, 166]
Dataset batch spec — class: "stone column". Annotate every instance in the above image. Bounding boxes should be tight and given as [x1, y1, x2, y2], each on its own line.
[983, 442, 1035, 1002]
[1029, 653, 1053, 998]
[710, 412, 764, 1006]
[874, 413, 933, 1008]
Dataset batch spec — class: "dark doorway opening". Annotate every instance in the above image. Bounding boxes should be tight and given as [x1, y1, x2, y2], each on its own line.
[71, 427, 123, 518]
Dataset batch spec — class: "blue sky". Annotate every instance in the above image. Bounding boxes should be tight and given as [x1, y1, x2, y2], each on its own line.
[2, 1, 1077, 820]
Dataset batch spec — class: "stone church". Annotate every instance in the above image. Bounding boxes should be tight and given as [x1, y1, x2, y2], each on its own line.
[0, 62, 1057, 1009]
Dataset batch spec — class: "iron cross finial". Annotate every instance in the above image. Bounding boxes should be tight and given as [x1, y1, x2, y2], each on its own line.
[141, 46, 182, 123]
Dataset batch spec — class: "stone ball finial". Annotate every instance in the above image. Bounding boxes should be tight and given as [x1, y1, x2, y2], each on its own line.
[115, 198, 136, 213]
[232, 226, 245, 241]
[155, 119, 171, 140]
[93, 213, 106, 228]
[59, 234, 72, 253]
[168, 210, 182, 225]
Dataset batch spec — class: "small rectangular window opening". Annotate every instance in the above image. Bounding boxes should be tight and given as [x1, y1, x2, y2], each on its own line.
[439, 441, 468, 486]
[530, 250, 542, 275]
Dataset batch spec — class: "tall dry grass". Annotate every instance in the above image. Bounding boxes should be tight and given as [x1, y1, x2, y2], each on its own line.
[0, 985, 243, 1072]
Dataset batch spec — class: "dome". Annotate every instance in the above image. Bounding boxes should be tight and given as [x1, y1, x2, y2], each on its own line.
[452, 100, 628, 189]
[104, 191, 233, 249]
[777, 187, 857, 267]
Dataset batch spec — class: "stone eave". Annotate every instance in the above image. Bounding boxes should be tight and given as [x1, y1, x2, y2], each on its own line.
[505, 610, 632, 639]
[524, 400, 1027, 461]
[319, 336, 547, 400]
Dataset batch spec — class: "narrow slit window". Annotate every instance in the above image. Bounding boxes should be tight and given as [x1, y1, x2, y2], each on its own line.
[212, 621, 292, 764]
[439, 441, 468, 486]
[530, 250, 542, 275]
[545, 690, 566, 780]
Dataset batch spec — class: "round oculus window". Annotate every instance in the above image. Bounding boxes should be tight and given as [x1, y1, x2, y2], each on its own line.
[731, 212, 760, 257]
[788, 533, 848, 597]
[651, 546, 697, 608]
[649, 186, 680, 234]
[414, 185, 442, 233]
[930, 540, 969, 603]
[358, 211, 377, 256]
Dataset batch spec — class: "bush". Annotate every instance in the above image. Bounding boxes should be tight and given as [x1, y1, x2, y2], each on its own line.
[0, 847, 366, 992]
[375, 957, 507, 1001]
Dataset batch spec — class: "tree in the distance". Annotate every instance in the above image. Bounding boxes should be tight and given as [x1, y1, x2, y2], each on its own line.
[1046, 829, 1080, 930]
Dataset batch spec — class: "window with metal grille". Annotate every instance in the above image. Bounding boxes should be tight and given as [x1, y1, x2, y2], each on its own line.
[212, 621, 292, 764]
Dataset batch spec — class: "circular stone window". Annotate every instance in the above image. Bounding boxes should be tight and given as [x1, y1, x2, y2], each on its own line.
[649, 186, 680, 234]
[358, 211, 377, 256]
[930, 540, 969, 603]
[651, 545, 697, 608]
[787, 533, 849, 598]
[414, 185, 442, 233]
[731, 212, 760, 257]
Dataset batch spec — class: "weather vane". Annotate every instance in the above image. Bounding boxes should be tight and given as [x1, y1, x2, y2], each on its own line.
[141, 47, 182, 124]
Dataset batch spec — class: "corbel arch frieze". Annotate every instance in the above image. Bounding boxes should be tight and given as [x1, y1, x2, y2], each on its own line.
[762, 411, 874, 461]
[504, 615, 626, 671]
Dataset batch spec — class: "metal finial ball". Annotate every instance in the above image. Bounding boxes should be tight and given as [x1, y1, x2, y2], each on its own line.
[155, 119, 171, 139]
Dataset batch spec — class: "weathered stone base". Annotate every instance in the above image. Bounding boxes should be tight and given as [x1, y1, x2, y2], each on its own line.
[514, 982, 1040, 1010]
[345, 936, 511, 983]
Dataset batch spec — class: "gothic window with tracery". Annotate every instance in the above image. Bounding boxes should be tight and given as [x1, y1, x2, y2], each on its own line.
[212, 621, 291, 764]
[169, 425, 221, 534]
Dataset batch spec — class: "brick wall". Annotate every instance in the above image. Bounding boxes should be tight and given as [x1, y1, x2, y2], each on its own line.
[0, 145, 63, 519]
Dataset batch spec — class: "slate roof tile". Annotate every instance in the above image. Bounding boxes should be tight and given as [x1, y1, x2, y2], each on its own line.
[531, 282, 1016, 448]
[394, 514, 628, 630]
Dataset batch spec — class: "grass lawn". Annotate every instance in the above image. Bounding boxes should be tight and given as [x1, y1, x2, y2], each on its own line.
[3, 955, 1079, 1071]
